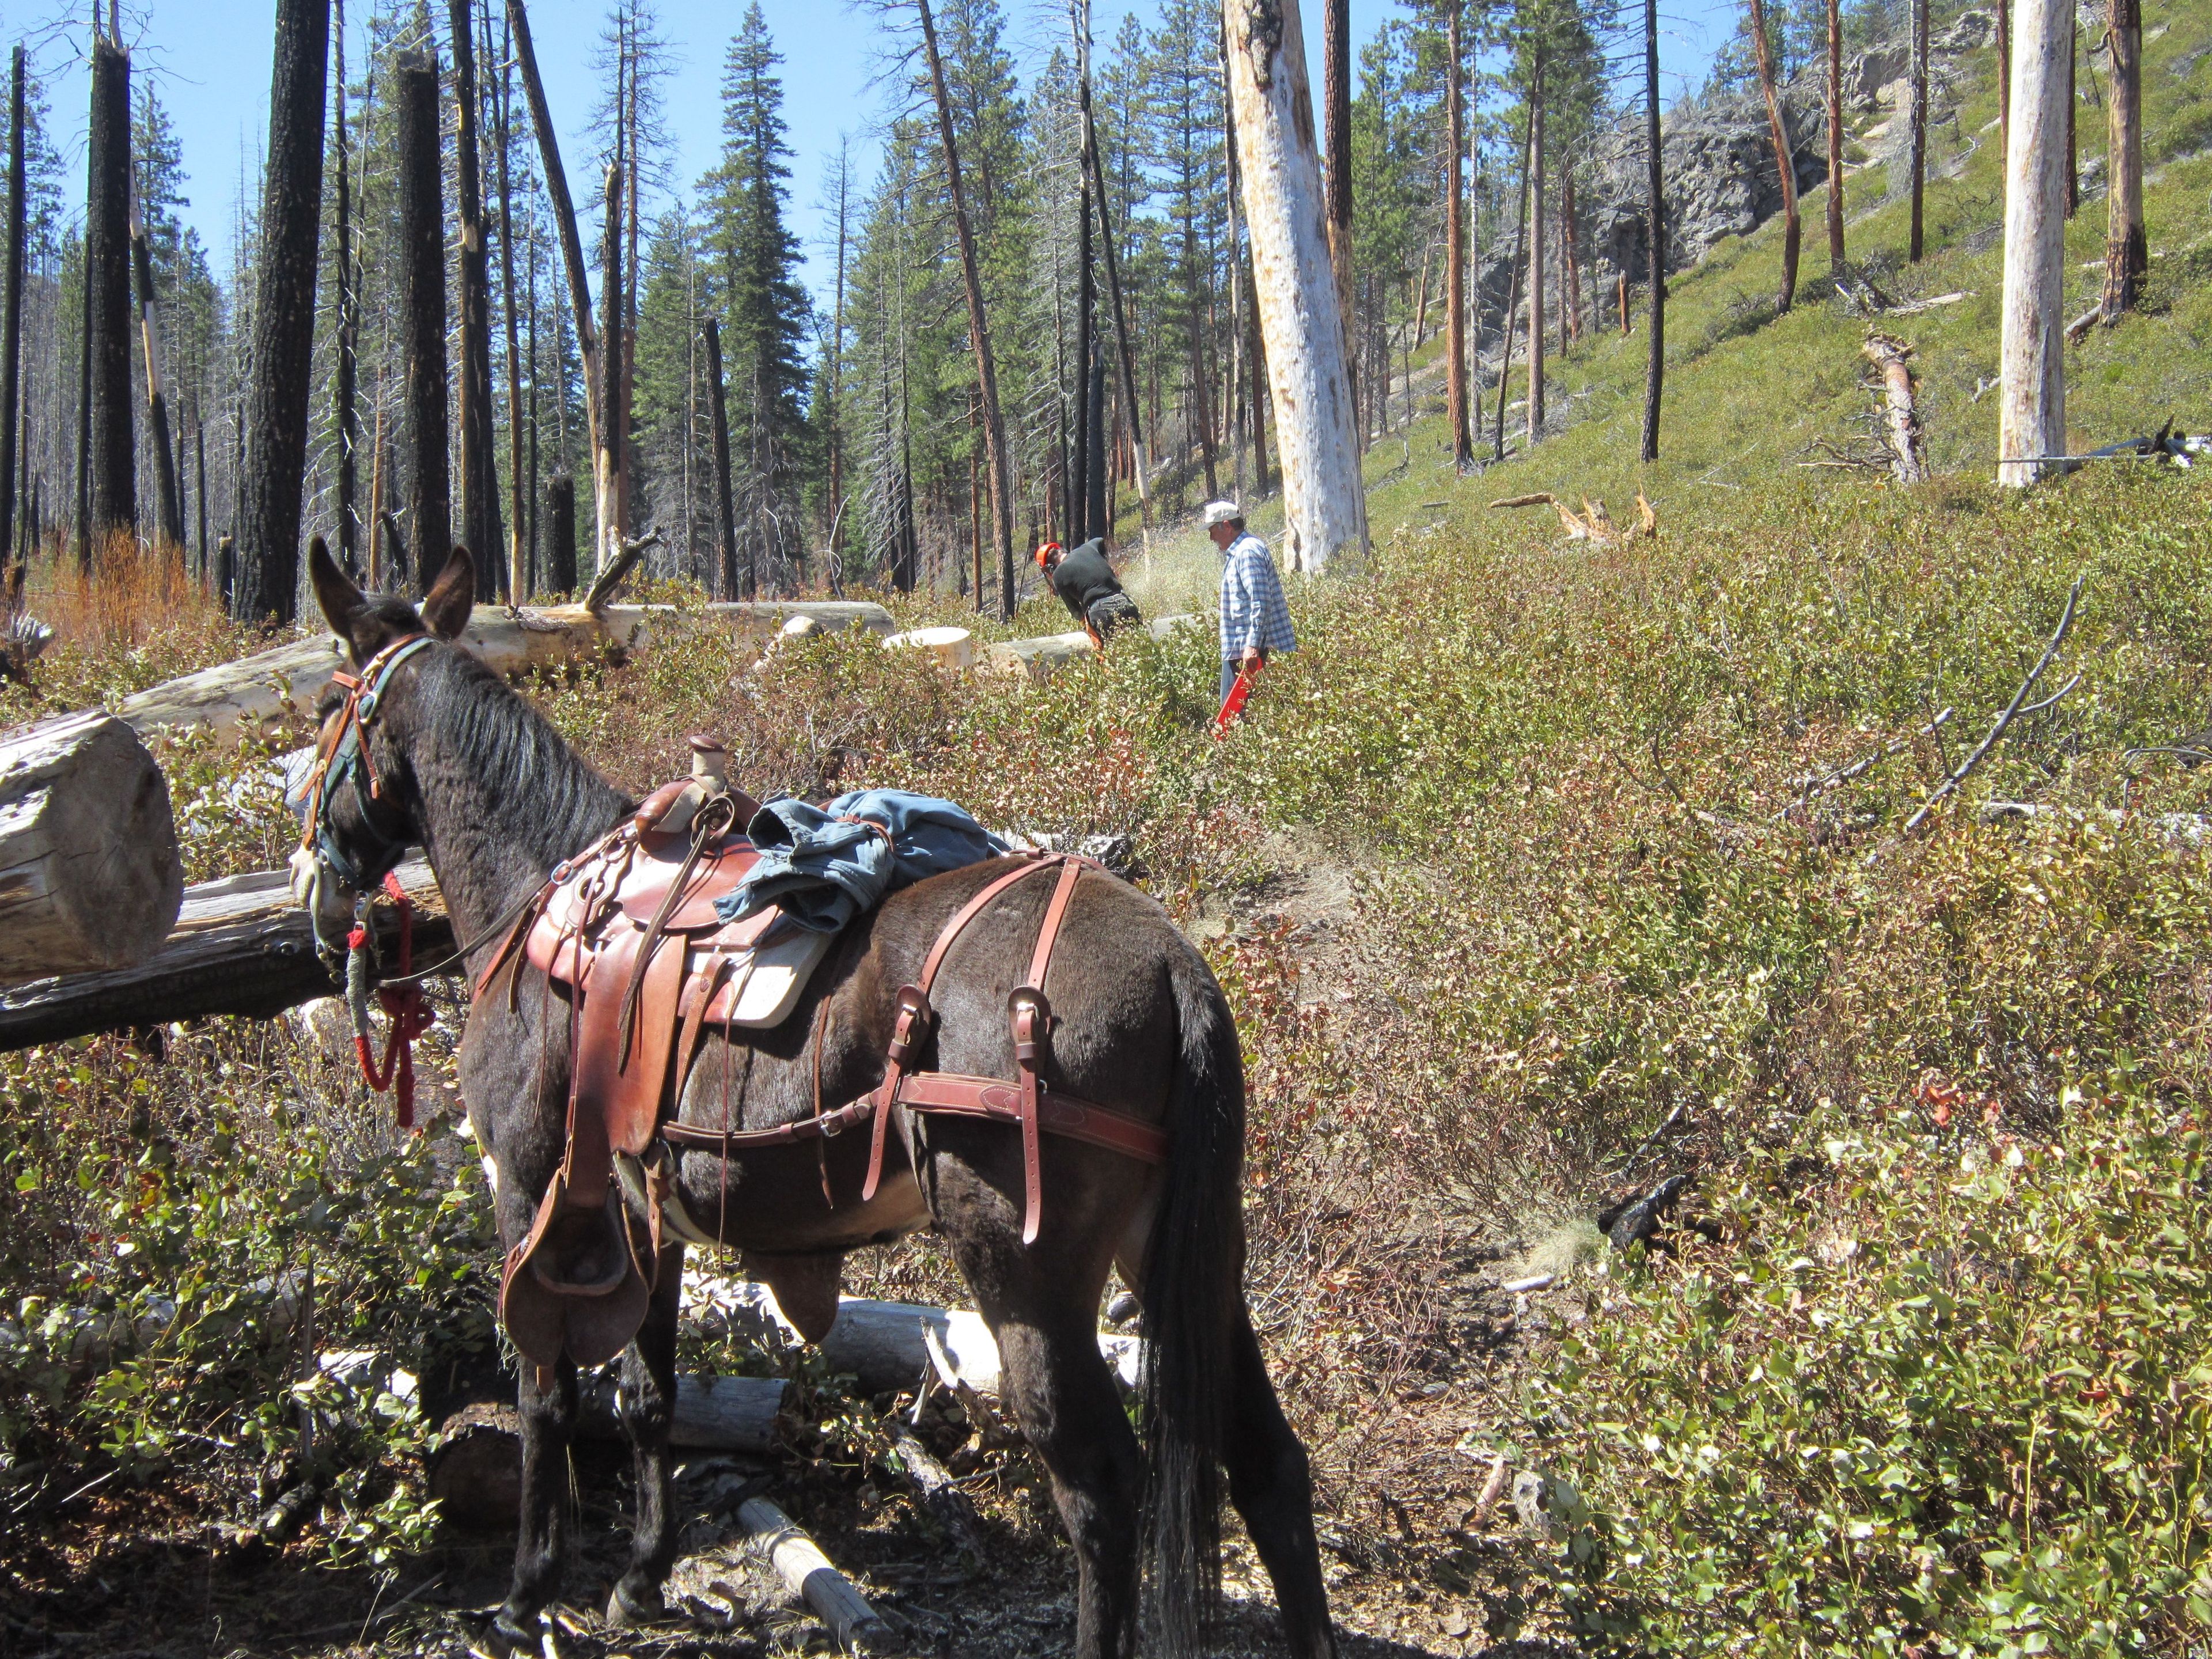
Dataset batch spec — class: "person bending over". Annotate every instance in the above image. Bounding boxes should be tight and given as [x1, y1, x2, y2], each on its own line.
[1036, 537, 1142, 646]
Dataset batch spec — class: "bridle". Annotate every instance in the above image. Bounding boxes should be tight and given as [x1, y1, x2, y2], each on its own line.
[291, 632, 434, 961]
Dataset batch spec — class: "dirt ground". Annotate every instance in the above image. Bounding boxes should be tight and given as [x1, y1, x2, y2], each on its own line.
[0, 837, 1585, 1659]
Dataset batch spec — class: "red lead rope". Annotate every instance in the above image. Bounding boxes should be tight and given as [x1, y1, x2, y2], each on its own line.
[348, 870, 436, 1130]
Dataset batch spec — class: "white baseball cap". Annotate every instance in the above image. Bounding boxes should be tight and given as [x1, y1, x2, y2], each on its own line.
[1201, 500, 1243, 528]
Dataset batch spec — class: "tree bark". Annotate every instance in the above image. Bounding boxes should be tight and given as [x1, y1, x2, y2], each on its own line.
[0, 712, 182, 984]
[1862, 332, 1929, 483]
[2100, 0, 2143, 317]
[1826, 0, 1846, 268]
[235, 0, 329, 622]
[0, 47, 22, 570]
[594, 162, 623, 571]
[1997, 0, 2011, 154]
[506, 0, 600, 467]
[1493, 100, 1532, 461]
[1997, 0, 2070, 486]
[1640, 0, 1665, 463]
[85, 41, 134, 547]
[1747, 0, 1801, 310]
[1908, 0, 1928, 260]
[703, 317, 739, 600]
[448, 0, 502, 585]
[915, 0, 1015, 618]
[1072, 182, 1092, 537]
[128, 179, 184, 551]
[1527, 50, 1545, 448]
[546, 473, 577, 593]
[2066, 18, 2077, 218]
[1445, 0, 1471, 468]
[396, 52, 451, 594]
[495, 2, 526, 600]
[1224, 0, 1365, 572]
[1078, 62, 1152, 550]
[1560, 166, 1580, 346]
[1322, 0, 1354, 415]
[330, 0, 358, 575]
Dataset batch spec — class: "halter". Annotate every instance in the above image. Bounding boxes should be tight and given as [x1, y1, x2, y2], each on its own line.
[291, 633, 436, 907]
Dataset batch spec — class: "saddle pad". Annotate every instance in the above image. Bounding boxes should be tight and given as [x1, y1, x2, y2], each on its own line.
[702, 926, 837, 1028]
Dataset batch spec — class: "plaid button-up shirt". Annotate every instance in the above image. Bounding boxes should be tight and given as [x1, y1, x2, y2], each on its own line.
[1219, 531, 1297, 661]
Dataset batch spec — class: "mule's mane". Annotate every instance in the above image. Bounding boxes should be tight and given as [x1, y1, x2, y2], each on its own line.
[408, 641, 629, 872]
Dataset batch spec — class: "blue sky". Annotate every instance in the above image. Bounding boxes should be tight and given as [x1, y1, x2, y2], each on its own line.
[10, 0, 1741, 307]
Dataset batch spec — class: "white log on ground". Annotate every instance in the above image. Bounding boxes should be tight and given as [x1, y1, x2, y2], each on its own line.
[1862, 333, 1930, 483]
[116, 599, 896, 748]
[983, 630, 1096, 682]
[738, 1496, 892, 1653]
[1224, 0, 1368, 574]
[579, 1372, 788, 1452]
[684, 1274, 1143, 1398]
[881, 626, 975, 669]
[0, 858, 447, 1049]
[0, 712, 183, 983]
[1996, 0, 2071, 487]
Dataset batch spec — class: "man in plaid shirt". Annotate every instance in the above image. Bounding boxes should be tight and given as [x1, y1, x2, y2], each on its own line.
[1205, 501, 1296, 706]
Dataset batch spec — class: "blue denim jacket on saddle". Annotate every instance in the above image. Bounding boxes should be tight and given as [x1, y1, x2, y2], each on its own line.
[714, 789, 1011, 934]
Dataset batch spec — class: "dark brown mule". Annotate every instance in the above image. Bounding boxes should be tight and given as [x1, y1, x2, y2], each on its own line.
[299, 544, 1337, 1659]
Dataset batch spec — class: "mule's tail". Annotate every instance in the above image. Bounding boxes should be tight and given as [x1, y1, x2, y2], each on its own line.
[1139, 947, 1247, 1658]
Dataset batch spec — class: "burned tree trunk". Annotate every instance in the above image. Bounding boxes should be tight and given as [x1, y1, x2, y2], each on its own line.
[1908, 0, 1928, 260]
[2100, 0, 2143, 317]
[594, 163, 623, 572]
[1639, 0, 1665, 462]
[331, 0, 358, 575]
[129, 180, 185, 550]
[0, 47, 24, 570]
[85, 40, 134, 547]
[545, 473, 577, 594]
[1444, 0, 1471, 469]
[1748, 0, 1801, 310]
[703, 317, 738, 601]
[449, 0, 502, 587]
[915, 0, 1014, 616]
[1322, 0, 1354, 415]
[1224, 0, 1366, 571]
[235, 0, 329, 622]
[506, 0, 601, 465]
[1826, 0, 1846, 268]
[495, 10, 527, 601]
[396, 51, 452, 594]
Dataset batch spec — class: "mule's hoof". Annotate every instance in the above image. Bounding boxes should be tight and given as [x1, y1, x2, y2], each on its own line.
[488, 1609, 541, 1656]
[606, 1581, 669, 1627]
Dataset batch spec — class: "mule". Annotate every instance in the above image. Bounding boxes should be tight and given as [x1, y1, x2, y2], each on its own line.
[296, 543, 1337, 1659]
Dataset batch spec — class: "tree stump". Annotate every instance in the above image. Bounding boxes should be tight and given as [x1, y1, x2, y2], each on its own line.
[0, 711, 181, 983]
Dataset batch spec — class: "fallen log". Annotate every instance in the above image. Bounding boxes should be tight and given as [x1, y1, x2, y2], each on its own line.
[879, 1425, 981, 1554]
[983, 629, 1094, 682]
[0, 858, 448, 1050]
[738, 1496, 891, 1654]
[684, 1273, 1143, 1397]
[0, 712, 184, 984]
[580, 1371, 786, 1452]
[1862, 332, 1930, 484]
[117, 599, 896, 748]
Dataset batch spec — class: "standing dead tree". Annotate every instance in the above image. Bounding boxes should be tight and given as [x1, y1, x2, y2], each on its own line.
[235, 0, 329, 622]
[1747, 0, 1801, 309]
[2099, 0, 2143, 318]
[331, 0, 360, 575]
[595, 162, 623, 570]
[128, 174, 185, 549]
[1224, 0, 1366, 571]
[448, 0, 502, 588]
[1997, 0, 2069, 486]
[1908, 0, 1929, 260]
[396, 50, 451, 591]
[915, 0, 1016, 618]
[1639, 0, 1665, 462]
[1527, 46, 1546, 449]
[704, 317, 739, 600]
[85, 40, 133, 547]
[0, 47, 25, 571]
[1825, 0, 1845, 268]
[1444, 0, 1471, 469]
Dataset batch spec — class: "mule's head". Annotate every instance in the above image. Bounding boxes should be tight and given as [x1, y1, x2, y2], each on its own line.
[287, 539, 475, 936]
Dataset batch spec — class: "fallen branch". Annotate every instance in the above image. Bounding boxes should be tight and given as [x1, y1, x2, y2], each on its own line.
[878, 1425, 981, 1554]
[738, 1497, 891, 1654]
[1904, 576, 2085, 836]
[2064, 304, 2104, 344]
[1777, 707, 1955, 821]
[581, 525, 664, 612]
[1885, 290, 1972, 316]
[1862, 332, 1929, 484]
[1488, 492, 1556, 509]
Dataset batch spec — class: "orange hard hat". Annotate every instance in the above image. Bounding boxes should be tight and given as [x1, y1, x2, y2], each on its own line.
[1033, 541, 1062, 569]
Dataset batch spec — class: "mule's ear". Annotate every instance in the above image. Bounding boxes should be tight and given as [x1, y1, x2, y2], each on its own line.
[421, 545, 476, 641]
[308, 536, 380, 659]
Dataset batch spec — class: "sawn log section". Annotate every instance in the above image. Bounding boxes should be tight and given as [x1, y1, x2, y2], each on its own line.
[0, 860, 449, 1050]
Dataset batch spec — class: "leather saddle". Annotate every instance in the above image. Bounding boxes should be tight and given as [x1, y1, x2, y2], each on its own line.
[480, 773, 834, 1374]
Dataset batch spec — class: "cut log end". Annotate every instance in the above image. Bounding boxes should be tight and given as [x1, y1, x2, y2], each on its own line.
[0, 712, 183, 983]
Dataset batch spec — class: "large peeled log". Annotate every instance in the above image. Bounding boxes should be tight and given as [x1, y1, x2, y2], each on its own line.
[0, 712, 182, 983]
